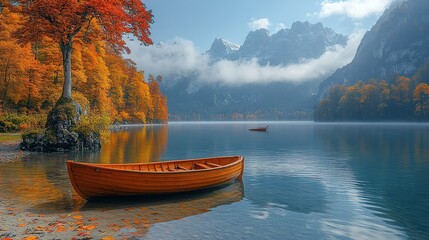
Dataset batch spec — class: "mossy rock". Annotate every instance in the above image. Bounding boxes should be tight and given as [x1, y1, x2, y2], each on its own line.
[20, 97, 97, 152]
[46, 97, 82, 129]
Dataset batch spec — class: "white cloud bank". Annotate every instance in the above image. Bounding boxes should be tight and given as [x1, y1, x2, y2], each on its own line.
[126, 30, 365, 88]
[248, 18, 271, 31]
[319, 0, 393, 19]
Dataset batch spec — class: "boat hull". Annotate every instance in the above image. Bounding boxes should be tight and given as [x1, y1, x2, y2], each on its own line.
[67, 156, 244, 199]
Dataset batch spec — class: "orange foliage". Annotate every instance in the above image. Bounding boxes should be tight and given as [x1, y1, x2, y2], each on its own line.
[14, 0, 153, 52]
[0, 3, 167, 123]
[413, 83, 429, 114]
[148, 74, 168, 123]
[315, 75, 429, 121]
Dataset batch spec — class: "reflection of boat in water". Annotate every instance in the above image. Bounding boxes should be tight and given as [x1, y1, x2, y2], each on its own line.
[248, 126, 269, 132]
[67, 156, 244, 199]
[81, 181, 244, 218]
[30, 181, 244, 233]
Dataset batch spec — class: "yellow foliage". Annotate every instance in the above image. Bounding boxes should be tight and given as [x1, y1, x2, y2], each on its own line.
[133, 111, 147, 124]
[119, 111, 130, 121]
[72, 92, 90, 114]
[73, 113, 111, 142]
[0, 6, 168, 125]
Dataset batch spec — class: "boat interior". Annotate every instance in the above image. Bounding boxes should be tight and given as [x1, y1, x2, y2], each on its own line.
[93, 156, 241, 173]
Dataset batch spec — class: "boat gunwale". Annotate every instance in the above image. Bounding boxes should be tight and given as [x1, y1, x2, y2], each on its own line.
[66, 156, 244, 175]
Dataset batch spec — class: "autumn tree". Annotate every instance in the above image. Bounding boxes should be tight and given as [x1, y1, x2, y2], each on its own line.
[390, 76, 415, 120]
[15, 0, 153, 100]
[13, 0, 154, 151]
[338, 81, 363, 120]
[376, 80, 390, 118]
[413, 83, 429, 119]
[0, 5, 39, 111]
[122, 60, 152, 123]
[148, 74, 168, 123]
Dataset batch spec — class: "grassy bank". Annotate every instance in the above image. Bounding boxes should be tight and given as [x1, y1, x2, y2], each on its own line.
[0, 133, 21, 143]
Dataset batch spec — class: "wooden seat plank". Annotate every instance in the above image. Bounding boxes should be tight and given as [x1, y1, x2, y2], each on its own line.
[176, 165, 190, 171]
[194, 163, 210, 169]
[206, 162, 221, 168]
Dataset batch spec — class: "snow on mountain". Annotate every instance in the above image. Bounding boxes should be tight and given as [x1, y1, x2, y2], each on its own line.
[206, 38, 240, 60]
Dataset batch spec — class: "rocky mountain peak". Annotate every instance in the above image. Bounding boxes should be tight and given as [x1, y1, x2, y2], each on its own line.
[207, 38, 240, 60]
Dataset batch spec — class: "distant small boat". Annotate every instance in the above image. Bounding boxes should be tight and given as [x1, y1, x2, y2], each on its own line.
[248, 125, 269, 132]
[67, 156, 244, 200]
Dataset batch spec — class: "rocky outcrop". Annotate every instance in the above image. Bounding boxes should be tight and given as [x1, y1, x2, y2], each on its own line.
[20, 98, 101, 152]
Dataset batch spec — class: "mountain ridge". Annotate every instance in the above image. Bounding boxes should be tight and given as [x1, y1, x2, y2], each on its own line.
[206, 21, 348, 66]
[319, 0, 429, 95]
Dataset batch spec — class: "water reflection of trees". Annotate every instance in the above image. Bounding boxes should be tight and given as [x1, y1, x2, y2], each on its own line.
[79, 125, 169, 164]
[314, 123, 429, 239]
[0, 157, 77, 209]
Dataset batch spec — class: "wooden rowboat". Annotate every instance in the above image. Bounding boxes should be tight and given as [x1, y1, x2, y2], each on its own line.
[248, 125, 269, 132]
[67, 156, 244, 200]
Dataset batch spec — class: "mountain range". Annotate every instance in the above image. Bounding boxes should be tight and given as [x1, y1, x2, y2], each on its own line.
[207, 21, 347, 65]
[162, 21, 348, 120]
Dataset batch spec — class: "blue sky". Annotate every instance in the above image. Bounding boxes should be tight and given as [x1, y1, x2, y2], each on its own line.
[127, 0, 394, 86]
[144, 0, 392, 51]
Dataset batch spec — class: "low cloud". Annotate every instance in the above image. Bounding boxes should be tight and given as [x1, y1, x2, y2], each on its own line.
[319, 0, 393, 19]
[126, 30, 365, 88]
[248, 18, 270, 31]
[126, 39, 205, 81]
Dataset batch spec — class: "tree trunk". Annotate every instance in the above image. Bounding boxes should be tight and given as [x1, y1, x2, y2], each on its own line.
[60, 38, 73, 99]
[2, 61, 10, 110]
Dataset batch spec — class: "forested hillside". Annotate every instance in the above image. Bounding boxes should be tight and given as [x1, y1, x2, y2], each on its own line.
[315, 74, 429, 121]
[0, 5, 167, 132]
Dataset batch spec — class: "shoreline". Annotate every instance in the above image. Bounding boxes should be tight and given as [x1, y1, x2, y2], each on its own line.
[0, 140, 29, 165]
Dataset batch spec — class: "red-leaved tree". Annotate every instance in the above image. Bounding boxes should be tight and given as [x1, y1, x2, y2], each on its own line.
[14, 0, 153, 99]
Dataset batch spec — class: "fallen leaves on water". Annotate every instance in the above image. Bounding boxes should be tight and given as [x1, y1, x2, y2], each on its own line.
[81, 225, 96, 231]
[22, 236, 38, 240]
[34, 226, 44, 231]
[56, 225, 66, 232]
[72, 215, 82, 220]
[76, 231, 89, 236]
[101, 236, 115, 240]
[107, 224, 121, 232]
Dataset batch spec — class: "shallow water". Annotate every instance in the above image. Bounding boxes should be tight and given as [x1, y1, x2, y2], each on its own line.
[1, 122, 428, 239]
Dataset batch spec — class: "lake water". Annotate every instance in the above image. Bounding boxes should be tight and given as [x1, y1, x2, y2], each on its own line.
[1, 122, 428, 239]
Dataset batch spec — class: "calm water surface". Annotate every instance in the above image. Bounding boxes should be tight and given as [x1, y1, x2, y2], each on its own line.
[1, 122, 429, 239]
